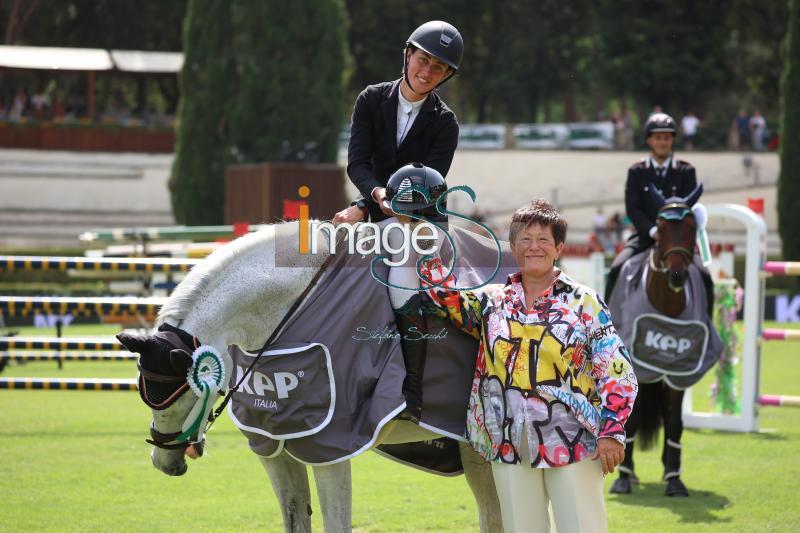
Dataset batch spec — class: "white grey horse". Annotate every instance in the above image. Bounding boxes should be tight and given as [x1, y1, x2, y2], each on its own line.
[118, 221, 502, 533]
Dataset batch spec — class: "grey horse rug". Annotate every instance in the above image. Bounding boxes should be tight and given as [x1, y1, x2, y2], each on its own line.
[607, 250, 722, 389]
[227, 224, 517, 472]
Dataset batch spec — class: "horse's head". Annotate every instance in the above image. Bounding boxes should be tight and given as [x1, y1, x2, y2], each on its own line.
[649, 183, 703, 292]
[117, 324, 226, 476]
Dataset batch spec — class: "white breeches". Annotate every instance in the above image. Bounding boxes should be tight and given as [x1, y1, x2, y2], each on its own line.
[490, 434, 607, 533]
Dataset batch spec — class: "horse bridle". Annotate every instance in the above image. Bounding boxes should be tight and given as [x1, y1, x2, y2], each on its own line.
[137, 350, 200, 451]
[649, 202, 695, 274]
[141, 254, 336, 453]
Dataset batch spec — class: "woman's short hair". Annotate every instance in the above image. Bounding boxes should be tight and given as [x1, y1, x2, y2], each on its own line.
[508, 199, 568, 245]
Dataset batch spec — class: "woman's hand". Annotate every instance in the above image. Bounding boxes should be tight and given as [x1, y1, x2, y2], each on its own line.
[332, 205, 365, 225]
[593, 437, 625, 475]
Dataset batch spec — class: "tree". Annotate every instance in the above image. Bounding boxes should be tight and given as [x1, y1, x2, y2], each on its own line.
[597, 0, 731, 120]
[227, 0, 348, 164]
[169, 0, 348, 224]
[168, 0, 233, 225]
[725, 0, 790, 116]
[2, 0, 186, 50]
[779, 0, 800, 261]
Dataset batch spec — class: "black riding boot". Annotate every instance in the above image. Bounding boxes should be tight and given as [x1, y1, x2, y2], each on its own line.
[394, 294, 427, 424]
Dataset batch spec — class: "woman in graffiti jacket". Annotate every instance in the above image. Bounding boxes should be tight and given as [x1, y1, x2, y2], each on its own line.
[420, 199, 638, 533]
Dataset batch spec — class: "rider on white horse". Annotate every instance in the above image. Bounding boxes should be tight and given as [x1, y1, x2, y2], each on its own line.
[334, 20, 464, 423]
[605, 112, 714, 315]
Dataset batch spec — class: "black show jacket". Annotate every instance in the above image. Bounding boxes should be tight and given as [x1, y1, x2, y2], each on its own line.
[346, 79, 459, 221]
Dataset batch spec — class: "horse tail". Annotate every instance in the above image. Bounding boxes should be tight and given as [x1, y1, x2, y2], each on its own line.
[634, 382, 663, 451]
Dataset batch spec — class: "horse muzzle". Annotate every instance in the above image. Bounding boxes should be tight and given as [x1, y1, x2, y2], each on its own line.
[668, 269, 687, 292]
[151, 447, 188, 476]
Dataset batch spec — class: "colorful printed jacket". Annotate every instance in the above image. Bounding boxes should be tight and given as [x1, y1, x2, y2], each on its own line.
[421, 261, 638, 468]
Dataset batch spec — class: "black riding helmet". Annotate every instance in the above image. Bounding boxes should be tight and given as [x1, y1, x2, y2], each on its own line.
[385, 163, 448, 222]
[644, 113, 677, 137]
[403, 21, 464, 94]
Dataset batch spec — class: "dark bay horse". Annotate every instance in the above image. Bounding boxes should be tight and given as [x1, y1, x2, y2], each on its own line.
[610, 184, 706, 497]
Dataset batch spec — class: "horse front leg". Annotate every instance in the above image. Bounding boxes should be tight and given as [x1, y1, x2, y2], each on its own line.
[311, 461, 352, 532]
[459, 442, 503, 533]
[258, 454, 313, 532]
[661, 386, 689, 496]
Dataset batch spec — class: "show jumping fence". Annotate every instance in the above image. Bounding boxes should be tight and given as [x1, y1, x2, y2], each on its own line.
[0, 351, 137, 361]
[0, 255, 198, 273]
[0, 296, 164, 318]
[683, 205, 800, 433]
[0, 337, 124, 351]
[0, 255, 175, 391]
[0, 378, 137, 390]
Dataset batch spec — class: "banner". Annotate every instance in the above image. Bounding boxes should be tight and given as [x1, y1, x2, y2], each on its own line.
[458, 124, 506, 149]
[567, 122, 615, 149]
[512, 123, 569, 149]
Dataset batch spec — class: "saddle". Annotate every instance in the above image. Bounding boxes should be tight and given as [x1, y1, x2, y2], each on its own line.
[228, 224, 517, 472]
[607, 249, 722, 389]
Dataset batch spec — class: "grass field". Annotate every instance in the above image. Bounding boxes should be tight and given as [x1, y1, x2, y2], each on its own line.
[1, 323, 799, 532]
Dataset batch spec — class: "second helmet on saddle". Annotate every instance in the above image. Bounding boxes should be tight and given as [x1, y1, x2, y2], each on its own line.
[385, 163, 448, 223]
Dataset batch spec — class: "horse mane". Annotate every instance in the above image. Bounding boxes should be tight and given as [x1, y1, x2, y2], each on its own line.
[157, 220, 327, 324]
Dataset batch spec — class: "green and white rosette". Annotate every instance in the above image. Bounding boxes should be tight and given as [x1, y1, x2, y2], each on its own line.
[176, 345, 226, 444]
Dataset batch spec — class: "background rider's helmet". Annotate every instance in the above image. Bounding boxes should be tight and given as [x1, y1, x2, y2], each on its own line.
[644, 113, 677, 137]
[403, 21, 463, 91]
[385, 163, 448, 222]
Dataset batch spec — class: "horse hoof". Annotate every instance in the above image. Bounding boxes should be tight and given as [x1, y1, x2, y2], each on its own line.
[610, 477, 632, 494]
[665, 478, 689, 497]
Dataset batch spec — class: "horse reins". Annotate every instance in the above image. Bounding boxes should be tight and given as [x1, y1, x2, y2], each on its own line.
[649, 244, 694, 274]
[198, 253, 336, 437]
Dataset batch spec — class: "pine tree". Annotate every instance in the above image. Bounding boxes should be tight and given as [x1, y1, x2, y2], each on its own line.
[169, 0, 347, 224]
[227, 0, 347, 164]
[169, 0, 233, 225]
[779, 0, 800, 261]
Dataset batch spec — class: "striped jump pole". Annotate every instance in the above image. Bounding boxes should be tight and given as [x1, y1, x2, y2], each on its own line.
[0, 337, 123, 351]
[762, 261, 800, 276]
[762, 329, 800, 341]
[0, 378, 137, 391]
[0, 296, 165, 318]
[759, 395, 800, 407]
[79, 224, 270, 243]
[0, 351, 137, 361]
[0, 255, 198, 274]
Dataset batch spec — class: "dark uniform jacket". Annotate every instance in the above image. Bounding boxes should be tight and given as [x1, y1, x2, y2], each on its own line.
[625, 156, 697, 251]
[347, 79, 459, 221]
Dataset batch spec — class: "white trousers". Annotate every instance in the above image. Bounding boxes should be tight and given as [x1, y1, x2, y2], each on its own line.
[490, 436, 607, 533]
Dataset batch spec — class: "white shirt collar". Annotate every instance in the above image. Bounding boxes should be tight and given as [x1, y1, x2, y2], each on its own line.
[398, 90, 426, 113]
[647, 155, 673, 171]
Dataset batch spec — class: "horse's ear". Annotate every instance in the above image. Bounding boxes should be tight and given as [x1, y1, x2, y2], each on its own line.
[648, 183, 666, 209]
[116, 332, 148, 353]
[170, 349, 193, 373]
[684, 182, 703, 207]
